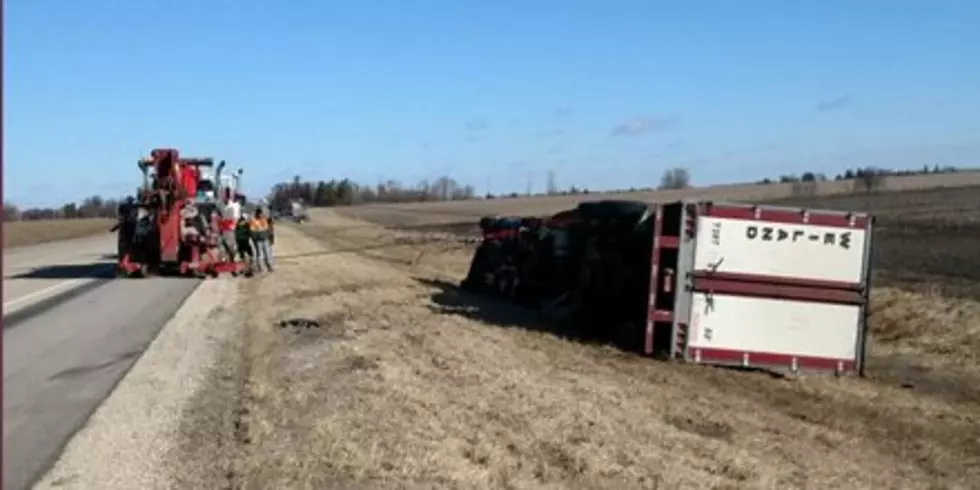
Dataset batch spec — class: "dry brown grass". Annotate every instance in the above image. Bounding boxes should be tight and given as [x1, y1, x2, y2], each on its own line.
[3, 218, 114, 248]
[199, 208, 980, 490]
[871, 287, 980, 359]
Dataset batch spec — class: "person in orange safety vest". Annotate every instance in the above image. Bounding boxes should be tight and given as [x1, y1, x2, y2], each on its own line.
[249, 208, 274, 272]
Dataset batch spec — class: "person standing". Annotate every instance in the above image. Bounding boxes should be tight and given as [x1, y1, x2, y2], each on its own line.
[266, 208, 276, 251]
[219, 195, 242, 261]
[249, 208, 274, 272]
[111, 196, 138, 259]
[259, 204, 276, 260]
[235, 213, 255, 272]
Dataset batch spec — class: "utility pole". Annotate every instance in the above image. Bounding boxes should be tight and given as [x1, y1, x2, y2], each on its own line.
[525, 171, 532, 197]
[546, 169, 557, 195]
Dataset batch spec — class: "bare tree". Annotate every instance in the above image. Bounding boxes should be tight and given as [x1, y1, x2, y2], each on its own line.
[658, 167, 691, 190]
[432, 176, 459, 201]
[852, 167, 886, 194]
[3, 202, 21, 222]
[546, 170, 558, 196]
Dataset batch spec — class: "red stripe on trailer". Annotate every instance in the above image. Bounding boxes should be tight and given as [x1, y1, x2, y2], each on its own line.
[650, 309, 672, 323]
[692, 271, 862, 291]
[692, 276, 864, 305]
[700, 203, 869, 229]
[691, 347, 855, 373]
[644, 205, 665, 355]
[659, 235, 679, 249]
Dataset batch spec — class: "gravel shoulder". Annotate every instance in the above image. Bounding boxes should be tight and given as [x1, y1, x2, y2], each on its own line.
[31, 277, 243, 490]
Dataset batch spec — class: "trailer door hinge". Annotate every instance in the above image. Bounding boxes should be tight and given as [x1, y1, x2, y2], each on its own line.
[703, 291, 715, 313]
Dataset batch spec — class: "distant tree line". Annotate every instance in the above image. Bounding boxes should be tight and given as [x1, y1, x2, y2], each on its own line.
[266, 175, 478, 211]
[482, 167, 692, 200]
[755, 164, 964, 196]
[3, 195, 121, 222]
[758, 164, 961, 186]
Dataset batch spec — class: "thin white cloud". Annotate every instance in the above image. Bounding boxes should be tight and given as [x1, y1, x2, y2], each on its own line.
[611, 116, 676, 136]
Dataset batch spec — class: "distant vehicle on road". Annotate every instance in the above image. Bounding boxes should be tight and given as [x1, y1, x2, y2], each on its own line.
[272, 199, 309, 223]
[288, 200, 309, 223]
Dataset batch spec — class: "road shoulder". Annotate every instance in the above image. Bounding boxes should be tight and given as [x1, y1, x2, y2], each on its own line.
[31, 277, 243, 490]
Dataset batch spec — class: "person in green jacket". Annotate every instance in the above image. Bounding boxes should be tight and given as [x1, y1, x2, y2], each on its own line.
[235, 214, 254, 269]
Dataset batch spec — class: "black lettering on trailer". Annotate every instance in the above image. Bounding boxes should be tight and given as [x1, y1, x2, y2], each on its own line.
[711, 221, 722, 246]
[744, 223, 856, 249]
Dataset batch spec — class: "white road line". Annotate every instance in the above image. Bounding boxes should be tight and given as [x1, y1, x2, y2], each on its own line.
[2, 264, 116, 312]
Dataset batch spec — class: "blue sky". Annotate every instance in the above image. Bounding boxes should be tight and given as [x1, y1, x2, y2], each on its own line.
[5, 0, 979, 207]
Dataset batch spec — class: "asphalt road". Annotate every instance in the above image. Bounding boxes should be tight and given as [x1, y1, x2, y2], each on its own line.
[3, 236, 202, 490]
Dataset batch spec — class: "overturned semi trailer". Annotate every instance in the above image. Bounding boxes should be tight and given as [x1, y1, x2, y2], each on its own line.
[463, 200, 874, 376]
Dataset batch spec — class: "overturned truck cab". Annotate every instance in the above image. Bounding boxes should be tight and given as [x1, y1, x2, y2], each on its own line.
[461, 199, 874, 376]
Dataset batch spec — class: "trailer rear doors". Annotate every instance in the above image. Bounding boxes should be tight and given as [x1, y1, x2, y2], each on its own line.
[645, 200, 874, 375]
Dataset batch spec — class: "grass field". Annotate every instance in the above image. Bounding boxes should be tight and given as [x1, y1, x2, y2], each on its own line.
[179, 174, 980, 489]
[3, 218, 115, 248]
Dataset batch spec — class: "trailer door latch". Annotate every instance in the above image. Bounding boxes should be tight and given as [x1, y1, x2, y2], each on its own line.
[707, 257, 725, 274]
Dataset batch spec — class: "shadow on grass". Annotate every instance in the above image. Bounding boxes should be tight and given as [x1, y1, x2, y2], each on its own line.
[415, 276, 618, 349]
[415, 277, 797, 380]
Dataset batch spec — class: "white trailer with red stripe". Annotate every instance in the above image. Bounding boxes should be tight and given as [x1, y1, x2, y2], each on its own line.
[643, 201, 874, 375]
